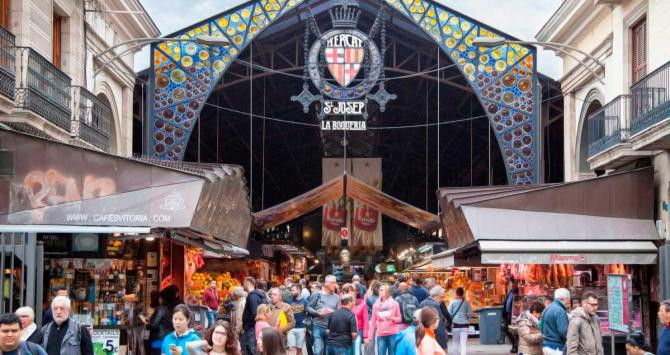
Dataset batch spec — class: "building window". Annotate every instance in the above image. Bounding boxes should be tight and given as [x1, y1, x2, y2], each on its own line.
[52, 13, 62, 68]
[631, 18, 647, 84]
[0, 0, 10, 29]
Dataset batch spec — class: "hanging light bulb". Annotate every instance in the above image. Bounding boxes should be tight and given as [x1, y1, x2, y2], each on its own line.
[340, 248, 350, 263]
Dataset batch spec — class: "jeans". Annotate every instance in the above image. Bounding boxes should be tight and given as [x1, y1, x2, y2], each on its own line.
[206, 310, 217, 328]
[353, 331, 362, 355]
[451, 327, 468, 355]
[376, 335, 396, 355]
[312, 326, 327, 355]
[243, 327, 257, 355]
[306, 328, 314, 355]
[325, 346, 351, 355]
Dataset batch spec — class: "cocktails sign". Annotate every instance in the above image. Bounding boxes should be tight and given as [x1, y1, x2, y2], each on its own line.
[292, 0, 395, 130]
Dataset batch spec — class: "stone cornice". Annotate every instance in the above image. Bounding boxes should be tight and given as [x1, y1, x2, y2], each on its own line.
[536, 0, 581, 42]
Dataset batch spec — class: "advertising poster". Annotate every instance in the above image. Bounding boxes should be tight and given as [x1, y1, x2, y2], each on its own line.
[322, 158, 382, 253]
[606, 274, 632, 333]
[92, 328, 120, 355]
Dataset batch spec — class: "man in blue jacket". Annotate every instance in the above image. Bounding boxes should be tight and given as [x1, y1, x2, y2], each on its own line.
[410, 277, 428, 304]
[541, 288, 571, 355]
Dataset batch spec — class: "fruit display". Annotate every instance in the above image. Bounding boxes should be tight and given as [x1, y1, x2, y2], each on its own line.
[441, 268, 498, 312]
[187, 271, 240, 302]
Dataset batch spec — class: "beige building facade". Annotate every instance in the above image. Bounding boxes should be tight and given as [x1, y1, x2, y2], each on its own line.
[0, 0, 158, 155]
[537, 0, 670, 240]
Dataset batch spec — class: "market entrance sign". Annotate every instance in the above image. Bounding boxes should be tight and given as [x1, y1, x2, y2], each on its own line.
[291, 0, 396, 130]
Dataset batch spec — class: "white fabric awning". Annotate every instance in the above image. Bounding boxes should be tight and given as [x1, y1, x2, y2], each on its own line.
[478, 240, 658, 265]
[431, 249, 457, 269]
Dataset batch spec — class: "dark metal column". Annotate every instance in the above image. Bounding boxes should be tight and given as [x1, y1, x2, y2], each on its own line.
[660, 241, 670, 301]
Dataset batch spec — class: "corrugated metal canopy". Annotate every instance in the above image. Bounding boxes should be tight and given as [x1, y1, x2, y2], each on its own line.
[0, 127, 252, 248]
[437, 167, 659, 250]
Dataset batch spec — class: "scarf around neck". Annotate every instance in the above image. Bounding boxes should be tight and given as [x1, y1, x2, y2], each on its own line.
[425, 327, 437, 340]
[20, 322, 36, 342]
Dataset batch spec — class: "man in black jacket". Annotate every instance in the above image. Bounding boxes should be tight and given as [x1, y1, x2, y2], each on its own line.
[418, 286, 448, 350]
[242, 277, 267, 355]
[41, 296, 93, 355]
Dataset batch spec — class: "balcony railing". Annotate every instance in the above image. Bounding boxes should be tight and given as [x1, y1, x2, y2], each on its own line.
[630, 60, 670, 135]
[0, 26, 15, 100]
[72, 86, 111, 151]
[16, 48, 71, 132]
[588, 95, 629, 158]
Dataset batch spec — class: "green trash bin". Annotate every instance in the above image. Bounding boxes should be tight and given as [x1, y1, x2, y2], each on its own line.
[477, 306, 503, 345]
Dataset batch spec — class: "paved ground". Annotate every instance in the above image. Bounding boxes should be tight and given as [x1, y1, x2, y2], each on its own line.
[464, 338, 513, 354]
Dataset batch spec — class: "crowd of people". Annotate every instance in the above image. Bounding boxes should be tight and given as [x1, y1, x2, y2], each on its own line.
[1, 276, 669, 355]
[502, 280, 670, 355]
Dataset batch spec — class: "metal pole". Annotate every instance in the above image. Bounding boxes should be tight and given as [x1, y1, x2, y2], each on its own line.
[25, 234, 36, 314]
[436, 46, 440, 193]
[35, 242, 44, 326]
[249, 43, 253, 208]
[488, 121, 492, 185]
[262, 77, 266, 210]
[216, 94, 219, 163]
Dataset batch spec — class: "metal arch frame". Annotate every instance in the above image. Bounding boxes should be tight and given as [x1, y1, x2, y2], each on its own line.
[147, 0, 540, 185]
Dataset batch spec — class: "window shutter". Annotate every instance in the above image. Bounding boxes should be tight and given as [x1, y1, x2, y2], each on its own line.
[631, 18, 647, 84]
[0, 0, 9, 29]
[52, 15, 61, 68]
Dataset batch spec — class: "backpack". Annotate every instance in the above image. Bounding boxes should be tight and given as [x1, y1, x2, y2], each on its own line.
[397, 293, 418, 324]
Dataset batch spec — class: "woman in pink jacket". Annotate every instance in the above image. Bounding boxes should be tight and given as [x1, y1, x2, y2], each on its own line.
[366, 284, 401, 355]
[349, 283, 368, 355]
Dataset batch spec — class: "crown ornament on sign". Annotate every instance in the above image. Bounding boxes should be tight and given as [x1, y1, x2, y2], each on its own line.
[329, 0, 361, 28]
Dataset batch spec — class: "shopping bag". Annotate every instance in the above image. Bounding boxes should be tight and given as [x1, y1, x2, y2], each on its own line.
[363, 337, 376, 355]
[279, 311, 288, 328]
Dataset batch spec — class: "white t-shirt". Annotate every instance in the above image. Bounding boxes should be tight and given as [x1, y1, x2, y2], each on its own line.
[300, 288, 311, 300]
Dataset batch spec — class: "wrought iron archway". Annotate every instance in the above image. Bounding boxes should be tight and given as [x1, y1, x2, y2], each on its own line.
[147, 0, 540, 185]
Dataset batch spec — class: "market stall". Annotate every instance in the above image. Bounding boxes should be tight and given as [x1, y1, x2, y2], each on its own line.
[1, 127, 254, 355]
[41, 234, 160, 355]
[436, 167, 661, 349]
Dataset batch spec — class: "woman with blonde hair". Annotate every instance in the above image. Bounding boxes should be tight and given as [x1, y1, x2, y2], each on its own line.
[230, 286, 247, 337]
[366, 284, 401, 355]
[254, 304, 273, 352]
[416, 307, 446, 355]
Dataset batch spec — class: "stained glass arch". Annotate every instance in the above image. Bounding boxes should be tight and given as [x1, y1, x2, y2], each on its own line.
[147, 0, 540, 185]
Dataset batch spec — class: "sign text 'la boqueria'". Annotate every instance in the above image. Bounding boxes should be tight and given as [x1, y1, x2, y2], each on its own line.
[321, 120, 367, 130]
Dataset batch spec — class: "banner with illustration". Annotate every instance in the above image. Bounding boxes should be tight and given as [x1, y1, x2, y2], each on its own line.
[322, 158, 382, 252]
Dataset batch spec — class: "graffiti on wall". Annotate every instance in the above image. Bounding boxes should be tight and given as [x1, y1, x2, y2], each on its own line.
[9, 169, 116, 221]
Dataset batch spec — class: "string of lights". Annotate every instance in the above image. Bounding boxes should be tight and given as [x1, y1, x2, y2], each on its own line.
[203, 92, 563, 130]
[232, 57, 462, 81]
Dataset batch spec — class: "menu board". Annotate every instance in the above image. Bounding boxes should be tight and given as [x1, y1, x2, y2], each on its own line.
[606, 274, 631, 333]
